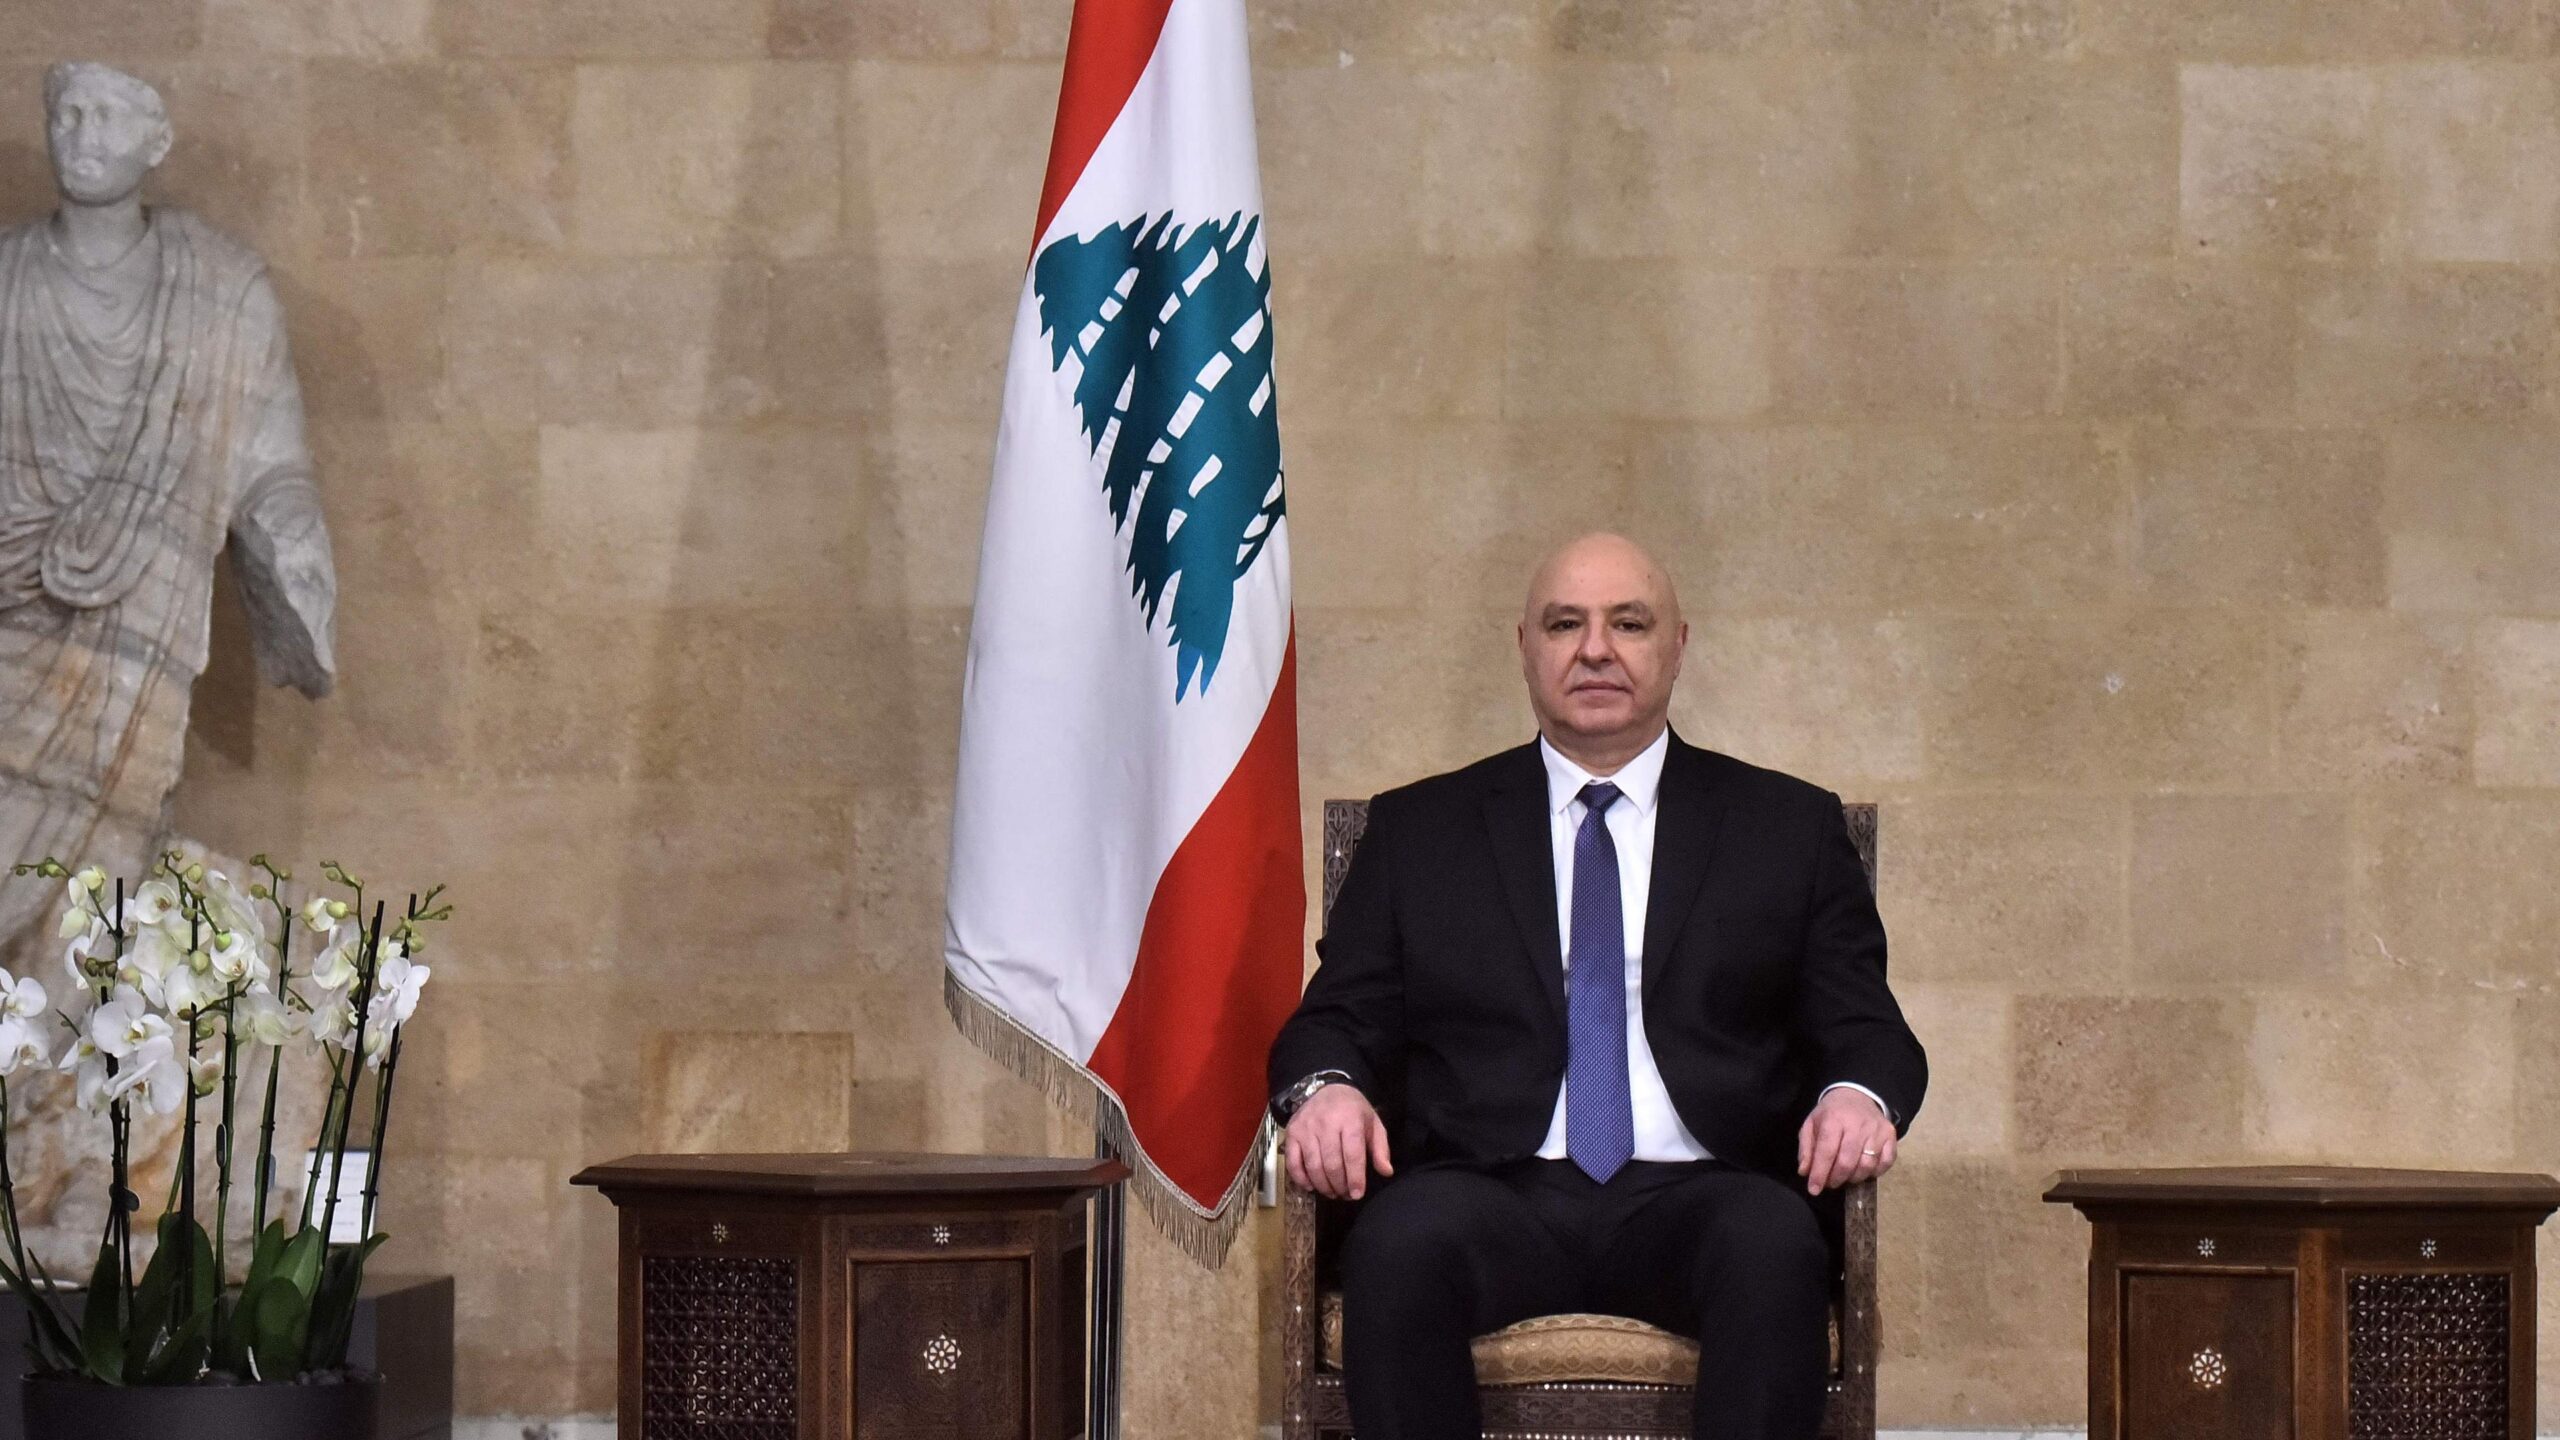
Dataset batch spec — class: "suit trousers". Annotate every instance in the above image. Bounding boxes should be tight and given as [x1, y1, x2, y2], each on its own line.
[1338, 1158, 1832, 1440]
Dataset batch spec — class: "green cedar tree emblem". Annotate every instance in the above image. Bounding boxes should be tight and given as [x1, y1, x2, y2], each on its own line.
[1034, 213, 1285, 701]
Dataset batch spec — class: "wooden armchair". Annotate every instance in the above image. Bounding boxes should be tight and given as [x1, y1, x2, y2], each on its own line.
[1277, 798, 1884, 1440]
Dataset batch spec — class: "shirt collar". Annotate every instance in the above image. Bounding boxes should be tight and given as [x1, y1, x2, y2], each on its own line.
[1538, 727, 1669, 818]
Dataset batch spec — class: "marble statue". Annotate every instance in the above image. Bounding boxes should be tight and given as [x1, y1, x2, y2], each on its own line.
[0, 61, 336, 949]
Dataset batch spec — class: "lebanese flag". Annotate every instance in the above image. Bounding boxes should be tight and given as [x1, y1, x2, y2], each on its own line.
[943, 0, 1303, 1265]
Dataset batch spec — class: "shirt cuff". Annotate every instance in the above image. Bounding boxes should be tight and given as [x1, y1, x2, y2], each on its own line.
[1819, 1081, 1894, 1127]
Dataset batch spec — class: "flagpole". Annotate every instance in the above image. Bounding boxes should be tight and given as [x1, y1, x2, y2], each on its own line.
[1090, 1129, 1126, 1440]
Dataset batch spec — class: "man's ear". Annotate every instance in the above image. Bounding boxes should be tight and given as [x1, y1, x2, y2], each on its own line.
[146, 123, 174, 170]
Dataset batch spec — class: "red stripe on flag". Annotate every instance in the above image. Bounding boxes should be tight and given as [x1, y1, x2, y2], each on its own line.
[1032, 0, 1180, 253]
[1087, 634, 1306, 1211]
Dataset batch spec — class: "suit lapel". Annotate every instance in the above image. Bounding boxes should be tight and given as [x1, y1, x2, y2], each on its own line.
[1483, 745, 1568, 1029]
[1642, 737, 1732, 1012]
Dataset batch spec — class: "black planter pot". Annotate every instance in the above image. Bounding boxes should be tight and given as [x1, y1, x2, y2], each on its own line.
[22, 1373, 380, 1440]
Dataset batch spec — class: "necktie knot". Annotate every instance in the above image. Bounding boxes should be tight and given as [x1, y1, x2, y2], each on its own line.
[1580, 781, 1622, 817]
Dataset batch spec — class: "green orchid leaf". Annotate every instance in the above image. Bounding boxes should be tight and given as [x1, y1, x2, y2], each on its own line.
[138, 1307, 209, 1386]
[128, 1216, 182, 1365]
[211, 1285, 250, 1376]
[78, 1245, 122, 1386]
[0, 1252, 80, 1372]
[245, 1275, 309, 1381]
[277, 1226, 324, 1300]
[241, 1219, 287, 1298]
[304, 1233, 388, 1373]
[183, 1218, 217, 1320]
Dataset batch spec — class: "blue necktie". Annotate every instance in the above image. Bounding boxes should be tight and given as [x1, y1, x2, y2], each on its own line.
[1566, 781, 1634, 1184]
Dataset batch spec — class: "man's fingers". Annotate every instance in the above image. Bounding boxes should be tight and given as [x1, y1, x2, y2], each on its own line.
[1803, 1115, 1836, 1193]
[1830, 1127, 1864, 1191]
[1319, 1127, 1350, 1199]
[1286, 1133, 1310, 1193]
[1367, 1114, 1394, 1179]
[1880, 1132, 1898, 1172]
[1345, 1123, 1372, 1199]
[1796, 1114, 1815, 1176]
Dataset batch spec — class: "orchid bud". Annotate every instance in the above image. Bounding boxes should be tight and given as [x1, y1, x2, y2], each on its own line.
[76, 867, 105, 893]
[184, 863, 205, 884]
[250, 884, 271, 900]
[327, 900, 349, 920]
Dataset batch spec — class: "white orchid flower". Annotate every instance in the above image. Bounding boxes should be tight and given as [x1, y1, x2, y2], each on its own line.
[127, 879, 180, 929]
[0, 969, 43, 1021]
[372, 953, 430, 1028]
[206, 928, 262, 986]
[309, 997, 357, 1050]
[55, 904, 88, 941]
[0, 1018, 47, 1077]
[160, 958, 222, 1019]
[236, 989, 300, 1048]
[309, 930, 363, 993]
[57, 1035, 111, 1113]
[203, 871, 269, 946]
[90, 986, 170, 1060]
[301, 896, 347, 934]
[188, 1048, 225, 1097]
[75, 865, 105, 894]
[62, 918, 114, 990]
[121, 925, 188, 1009]
[107, 1035, 186, 1116]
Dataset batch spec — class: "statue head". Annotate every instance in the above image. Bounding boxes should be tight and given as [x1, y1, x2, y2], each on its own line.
[43, 63, 172, 209]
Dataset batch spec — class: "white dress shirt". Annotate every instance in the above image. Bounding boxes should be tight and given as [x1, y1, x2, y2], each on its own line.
[1533, 729, 1889, 1162]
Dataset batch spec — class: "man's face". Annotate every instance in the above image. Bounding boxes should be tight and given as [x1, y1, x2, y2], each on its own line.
[47, 78, 168, 208]
[1517, 540, 1687, 753]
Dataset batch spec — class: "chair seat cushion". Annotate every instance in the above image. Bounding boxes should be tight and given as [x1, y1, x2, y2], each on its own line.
[1317, 1290, 1840, 1387]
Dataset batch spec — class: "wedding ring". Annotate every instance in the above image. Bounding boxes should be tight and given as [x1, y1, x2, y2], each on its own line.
[1861, 1148, 1878, 1156]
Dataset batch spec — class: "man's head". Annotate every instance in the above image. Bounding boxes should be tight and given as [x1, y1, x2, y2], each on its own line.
[44, 64, 172, 209]
[1517, 532, 1688, 766]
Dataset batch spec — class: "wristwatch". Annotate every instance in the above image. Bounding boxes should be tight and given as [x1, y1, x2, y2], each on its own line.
[1271, 1069, 1354, 1124]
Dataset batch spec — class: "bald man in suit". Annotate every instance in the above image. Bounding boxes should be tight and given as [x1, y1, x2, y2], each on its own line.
[1268, 534, 1926, 1440]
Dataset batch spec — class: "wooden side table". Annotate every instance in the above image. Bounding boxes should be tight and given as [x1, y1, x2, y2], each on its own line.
[2045, 1167, 2560, 1440]
[573, 1153, 1126, 1440]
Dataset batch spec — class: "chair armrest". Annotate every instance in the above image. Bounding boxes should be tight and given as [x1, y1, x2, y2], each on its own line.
[1837, 1177, 1880, 1436]
[1281, 1169, 1320, 1440]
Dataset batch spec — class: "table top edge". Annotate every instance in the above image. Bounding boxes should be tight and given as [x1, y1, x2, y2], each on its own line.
[2042, 1165, 2560, 1211]
[570, 1152, 1133, 1196]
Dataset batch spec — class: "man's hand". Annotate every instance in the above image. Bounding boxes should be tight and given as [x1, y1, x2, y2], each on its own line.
[1284, 1083, 1394, 1200]
[1797, 1087, 1896, 1195]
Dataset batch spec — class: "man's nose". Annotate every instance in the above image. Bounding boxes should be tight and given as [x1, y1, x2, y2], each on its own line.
[1575, 626, 1614, 664]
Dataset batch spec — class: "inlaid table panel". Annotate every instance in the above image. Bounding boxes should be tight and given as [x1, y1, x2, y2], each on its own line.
[2047, 1167, 2560, 1440]
[2122, 1271, 2294, 1440]
[576, 1153, 1126, 1440]
[854, 1259, 1030, 1440]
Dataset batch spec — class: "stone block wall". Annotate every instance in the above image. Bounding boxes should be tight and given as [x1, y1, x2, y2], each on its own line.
[4, 0, 2555, 1430]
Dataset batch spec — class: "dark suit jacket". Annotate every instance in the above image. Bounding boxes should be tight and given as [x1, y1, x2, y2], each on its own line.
[1268, 733, 1926, 1185]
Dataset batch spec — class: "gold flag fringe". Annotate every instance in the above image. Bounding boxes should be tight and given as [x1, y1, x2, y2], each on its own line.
[945, 970, 1261, 1269]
